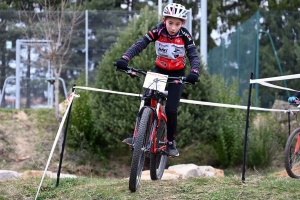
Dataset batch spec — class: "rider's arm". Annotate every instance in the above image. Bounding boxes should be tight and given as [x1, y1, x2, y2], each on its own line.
[122, 23, 160, 61]
[181, 27, 201, 74]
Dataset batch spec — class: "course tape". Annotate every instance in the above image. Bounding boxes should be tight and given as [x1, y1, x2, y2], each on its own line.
[74, 86, 140, 97]
[35, 92, 79, 200]
[258, 81, 297, 92]
[74, 86, 299, 113]
[250, 73, 300, 83]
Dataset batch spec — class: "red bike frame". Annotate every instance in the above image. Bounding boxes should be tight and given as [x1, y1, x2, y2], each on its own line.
[132, 95, 168, 154]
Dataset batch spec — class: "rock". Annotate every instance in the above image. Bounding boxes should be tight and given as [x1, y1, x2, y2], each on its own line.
[141, 169, 180, 180]
[21, 170, 77, 179]
[21, 170, 52, 179]
[214, 168, 225, 177]
[140, 164, 224, 180]
[0, 170, 21, 179]
[271, 99, 298, 121]
[168, 164, 203, 179]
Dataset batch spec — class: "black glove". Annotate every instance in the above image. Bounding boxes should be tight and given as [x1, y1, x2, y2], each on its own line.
[116, 57, 129, 71]
[186, 72, 199, 84]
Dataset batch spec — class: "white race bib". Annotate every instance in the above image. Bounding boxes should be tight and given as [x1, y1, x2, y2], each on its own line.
[143, 72, 168, 92]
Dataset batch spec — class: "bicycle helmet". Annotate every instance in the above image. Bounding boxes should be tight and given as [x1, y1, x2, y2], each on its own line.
[162, 3, 187, 20]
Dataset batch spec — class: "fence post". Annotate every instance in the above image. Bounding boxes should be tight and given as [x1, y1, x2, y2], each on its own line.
[242, 72, 254, 183]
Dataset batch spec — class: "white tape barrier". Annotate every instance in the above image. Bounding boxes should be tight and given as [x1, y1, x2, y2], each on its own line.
[258, 81, 297, 92]
[74, 86, 140, 97]
[35, 92, 79, 200]
[74, 86, 299, 113]
[250, 73, 300, 83]
[180, 99, 299, 112]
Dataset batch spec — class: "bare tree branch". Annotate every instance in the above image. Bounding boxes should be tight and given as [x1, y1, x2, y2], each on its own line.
[19, 0, 84, 120]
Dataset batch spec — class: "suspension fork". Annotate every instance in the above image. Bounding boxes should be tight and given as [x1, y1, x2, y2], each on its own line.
[150, 102, 166, 154]
[133, 100, 145, 139]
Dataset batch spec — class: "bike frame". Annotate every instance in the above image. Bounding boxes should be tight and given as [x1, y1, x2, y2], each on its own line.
[294, 134, 300, 154]
[113, 63, 194, 191]
[132, 90, 168, 155]
[150, 98, 167, 154]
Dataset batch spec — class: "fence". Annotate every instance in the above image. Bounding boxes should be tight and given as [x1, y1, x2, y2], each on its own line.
[0, 10, 134, 108]
[0, 9, 195, 109]
[207, 10, 300, 108]
[1, 9, 299, 109]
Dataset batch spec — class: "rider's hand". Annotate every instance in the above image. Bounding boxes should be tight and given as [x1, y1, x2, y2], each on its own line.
[186, 72, 199, 84]
[288, 96, 299, 103]
[116, 57, 129, 71]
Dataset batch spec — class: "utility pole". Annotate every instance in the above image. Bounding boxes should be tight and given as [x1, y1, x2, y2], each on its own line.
[200, 0, 207, 66]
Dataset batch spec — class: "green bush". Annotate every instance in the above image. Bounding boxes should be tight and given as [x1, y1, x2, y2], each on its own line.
[90, 6, 215, 155]
[176, 64, 218, 147]
[209, 75, 246, 167]
[89, 6, 159, 155]
[66, 77, 104, 155]
[247, 112, 287, 168]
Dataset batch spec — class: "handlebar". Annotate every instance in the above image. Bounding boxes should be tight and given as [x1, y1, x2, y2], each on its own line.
[113, 62, 198, 84]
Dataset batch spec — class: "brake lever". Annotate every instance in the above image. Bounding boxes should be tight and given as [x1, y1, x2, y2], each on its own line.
[126, 69, 140, 79]
[129, 72, 140, 78]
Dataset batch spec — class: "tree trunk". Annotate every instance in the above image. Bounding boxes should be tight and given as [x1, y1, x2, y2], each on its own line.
[53, 61, 60, 121]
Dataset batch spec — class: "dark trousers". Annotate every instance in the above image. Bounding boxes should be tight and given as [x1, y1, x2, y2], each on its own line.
[152, 66, 185, 141]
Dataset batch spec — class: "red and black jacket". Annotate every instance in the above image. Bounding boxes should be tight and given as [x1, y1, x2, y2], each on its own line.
[122, 22, 200, 74]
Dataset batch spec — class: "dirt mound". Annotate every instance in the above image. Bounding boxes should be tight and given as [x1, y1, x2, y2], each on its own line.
[0, 109, 60, 172]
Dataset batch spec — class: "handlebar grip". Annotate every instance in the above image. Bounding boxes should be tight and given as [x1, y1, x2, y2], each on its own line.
[113, 62, 117, 66]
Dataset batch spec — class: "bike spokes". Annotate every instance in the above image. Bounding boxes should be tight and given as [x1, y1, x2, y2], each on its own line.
[129, 107, 152, 192]
[150, 117, 168, 180]
[285, 129, 300, 178]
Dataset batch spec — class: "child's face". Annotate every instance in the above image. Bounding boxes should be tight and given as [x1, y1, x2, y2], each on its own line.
[164, 17, 185, 35]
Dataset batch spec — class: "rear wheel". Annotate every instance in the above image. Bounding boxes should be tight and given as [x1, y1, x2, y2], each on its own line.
[284, 127, 300, 178]
[129, 107, 153, 192]
[150, 107, 168, 180]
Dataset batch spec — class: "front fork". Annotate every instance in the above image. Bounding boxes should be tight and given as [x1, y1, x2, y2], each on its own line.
[150, 103, 167, 154]
[134, 100, 167, 154]
[130, 100, 145, 151]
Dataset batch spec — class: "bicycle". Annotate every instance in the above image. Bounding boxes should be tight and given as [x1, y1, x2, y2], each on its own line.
[114, 63, 193, 192]
[284, 103, 300, 178]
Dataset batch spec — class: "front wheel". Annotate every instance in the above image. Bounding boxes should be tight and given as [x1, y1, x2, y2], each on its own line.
[150, 107, 168, 180]
[129, 107, 153, 192]
[284, 127, 300, 178]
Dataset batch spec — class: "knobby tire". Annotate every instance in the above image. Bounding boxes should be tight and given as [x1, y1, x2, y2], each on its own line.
[129, 107, 153, 192]
[284, 127, 300, 178]
[150, 107, 168, 180]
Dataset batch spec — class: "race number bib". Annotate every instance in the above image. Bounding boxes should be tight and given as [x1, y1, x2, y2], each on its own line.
[143, 72, 168, 92]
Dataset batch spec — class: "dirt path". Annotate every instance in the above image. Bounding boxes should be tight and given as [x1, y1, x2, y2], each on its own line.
[0, 111, 32, 169]
[0, 110, 59, 172]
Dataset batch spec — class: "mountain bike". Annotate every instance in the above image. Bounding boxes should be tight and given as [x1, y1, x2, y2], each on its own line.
[284, 104, 300, 178]
[114, 63, 192, 192]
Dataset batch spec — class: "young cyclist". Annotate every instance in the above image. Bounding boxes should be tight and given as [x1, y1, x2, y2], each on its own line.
[288, 92, 300, 103]
[115, 3, 200, 157]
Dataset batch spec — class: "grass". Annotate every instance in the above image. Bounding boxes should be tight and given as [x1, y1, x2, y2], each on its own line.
[0, 175, 300, 199]
[0, 109, 298, 199]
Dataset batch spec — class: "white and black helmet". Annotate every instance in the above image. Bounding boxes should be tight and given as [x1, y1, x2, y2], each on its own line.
[162, 3, 187, 20]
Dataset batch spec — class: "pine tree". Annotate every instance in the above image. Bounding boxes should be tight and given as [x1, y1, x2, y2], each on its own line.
[90, 6, 159, 154]
[89, 6, 218, 154]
